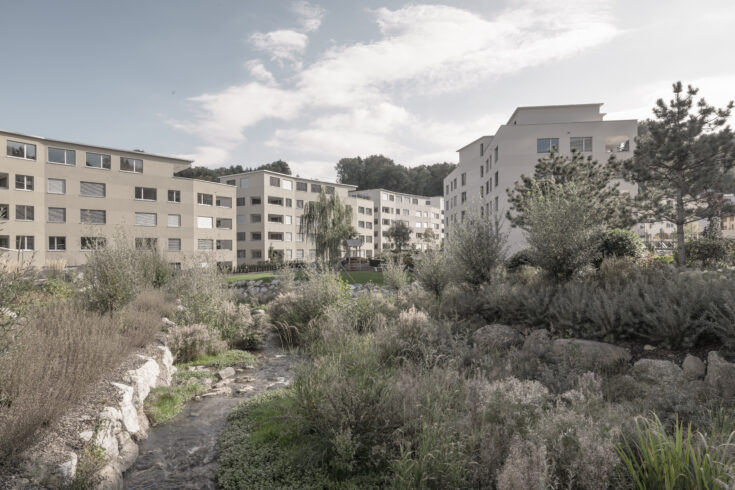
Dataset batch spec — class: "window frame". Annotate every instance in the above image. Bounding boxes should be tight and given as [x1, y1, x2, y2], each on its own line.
[536, 138, 559, 154]
[120, 157, 144, 174]
[48, 147, 75, 166]
[16, 205, 34, 221]
[15, 175, 34, 191]
[48, 236, 66, 251]
[168, 189, 181, 203]
[134, 186, 157, 201]
[85, 152, 112, 170]
[7, 140, 36, 160]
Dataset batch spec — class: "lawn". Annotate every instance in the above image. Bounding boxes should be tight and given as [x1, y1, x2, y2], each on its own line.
[224, 272, 275, 284]
[225, 270, 383, 285]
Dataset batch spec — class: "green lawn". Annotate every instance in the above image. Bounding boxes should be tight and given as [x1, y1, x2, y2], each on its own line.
[224, 272, 275, 284]
[225, 270, 383, 285]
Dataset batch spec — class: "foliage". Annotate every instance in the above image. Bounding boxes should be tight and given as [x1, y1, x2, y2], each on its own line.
[82, 234, 143, 314]
[444, 211, 506, 287]
[684, 237, 732, 268]
[168, 262, 233, 328]
[506, 249, 535, 272]
[178, 349, 256, 369]
[215, 301, 267, 349]
[174, 160, 292, 181]
[382, 257, 410, 290]
[145, 381, 205, 425]
[624, 81, 735, 266]
[413, 249, 450, 298]
[375, 307, 455, 369]
[597, 228, 645, 266]
[384, 221, 412, 252]
[139, 248, 172, 288]
[168, 324, 228, 363]
[300, 190, 353, 264]
[336, 154, 455, 197]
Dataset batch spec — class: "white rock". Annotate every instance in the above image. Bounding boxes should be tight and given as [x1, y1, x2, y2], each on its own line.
[111, 382, 140, 434]
[156, 346, 175, 386]
[116, 431, 139, 473]
[161, 317, 177, 329]
[57, 452, 78, 484]
[125, 357, 160, 405]
[95, 464, 123, 490]
[217, 367, 236, 380]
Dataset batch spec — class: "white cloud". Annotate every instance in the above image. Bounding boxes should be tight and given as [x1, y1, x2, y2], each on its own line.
[250, 29, 309, 63]
[244, 59, 277, 86]
[292, 1, 324, 32]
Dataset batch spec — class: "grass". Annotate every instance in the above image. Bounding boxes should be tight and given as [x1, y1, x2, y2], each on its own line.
[225, 270, 384, 285]
[177, 349, 256, 370]
[225, 272, 274, 284]
[144, 381, 205, 425]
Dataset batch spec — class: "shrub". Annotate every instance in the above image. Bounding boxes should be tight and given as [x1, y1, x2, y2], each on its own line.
[168, 262, 233, 328]
[82, 236, 143, 314]
[382, 257, 410, 290]
[216, 301, 267, 349]
[445, 211, 506, 287]
[596, 228, 644, 266]
[496, 437, 549, 490]
[506, 249, 535, 272]
[413, 249, 450, 298]
[313, 292, 399, 342]
[169, 324, 228, 363]
[139, 248, 172, 288]
[375, 307, 455, 369]
[685, 237, 732, 268]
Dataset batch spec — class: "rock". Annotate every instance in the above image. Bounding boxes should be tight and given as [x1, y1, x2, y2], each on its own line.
[134, 407, 150, 442]
[522, 329, 551, 356]
[156, 346, 175, 386]
[95, 464, 123, 490]
[253, 309, 266, 316]
[238, 385, 255, 394]
[176, 304, 185, 312]
[472, 324, 524, 352]
[111, 382, 140, 435]
[56, 452, 78, 486]
[217, 367, 236, 380]
[682, 354, 705, 380]
[632, 359, 684, 385]
[202, 387, 233, 397]
[705, 351, 735, 399]
[643, 344, 656, 351]
[161, 317, 177, 329]
[213, 379, 233, 389]
[125, 357, 160, 405]
[116, 432, 138, 473]
[551, 339, 631, 370]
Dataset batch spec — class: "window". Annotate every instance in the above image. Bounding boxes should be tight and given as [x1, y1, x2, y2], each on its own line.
[251, 197, 262, 205]
[296, 233, 304, 242]
[0, 236, 6, 248]
[326, 186, 335, 195]
[268, 196, 283, 206]
[237, 215, 246, 224]
[285, 198, 292, 207]
[226, 179, 236, 186]
[0, 173, 7, 189]
[16, 205, 34, 221]
[285, 249, 292, 259]
[7, 140, 36, 160]
[85, 152, 111, 169]
[282, 180, 292, 190]
[15, 175, 33, 191]
[537, 138, 559, 153]
[216, 218, 232, 229]
[415, 222, 422, 228]
[270, 176, 280, 187]
[237, 250, 247, 258]
[237, 232, 247, 241]
[81, 181, 106, 198]
[135, 238, 158, 250]
[251, 232, 262, 241]
[135, 186, 156, 201]
[570, 136, 592, 153]
[48, 147, 75, 165]
[135, 212, 157, 227]
[445, 184, 449, 194]
[120, 157, 143, 173]
[366, 222, 372, 230]
[81, 209, 106, 224]
[198, 239, 213, 250]
[250, 214, 262, 223]
[197, 216, 213, 228]
[366, 236, 373, 243]
[480, 165, 484, 178]
[268, 232, 283, 241]
[216, 240, 232, 250]
[494, 146, 498, 162]
[605, 136, 630, 153]
[0, 204, 8, 220]
[382, 219, 390, 225]
[268, 214, 283, 223]
[296, 249, 304, 258]
[296, 200, 304, 209]
[495, 196, 498, 212]
[81, 237, 106, 250]
[311, 183, 321, 193]
[240, 177, 250, 188]
[168, 214, 181, 227]
[168, 190, 181, 203]
[285, 232, 292, 242]
[284, 215, 292, 225]
[461, 173, 466, 186]
[197, 193, 213, 205]
[412, 198, 418, 205]
[48, 178, 66, 194]
[480, 142, 484, 156]
[495, 171, 499, 188]
[48, 236, 66, 251]
[236, 197, 246, 206]
[309, 249, 316, 259]
[16, 236, 34, 250]
[252, 250, 262, 259]
[296, 182, 307, 192]
[48, 207, 66, 223]
[216, 196, 232, 208]
[359, 221, 365, 228]
[461, 192, 466, 203]
[168, 238, 181, 251]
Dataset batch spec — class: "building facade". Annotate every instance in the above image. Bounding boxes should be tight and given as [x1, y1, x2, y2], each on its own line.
[349, 189, 444, 254]
[444, 104, 638, 253]
[218, 171, 376, 266]
[0, 130, 237, 268]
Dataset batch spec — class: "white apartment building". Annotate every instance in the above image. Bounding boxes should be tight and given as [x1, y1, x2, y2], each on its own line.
[219, 171, 375, 266]
[0, 130, 237, 269]
[349, 189, 444, 254]
[444, 104, 638, 253]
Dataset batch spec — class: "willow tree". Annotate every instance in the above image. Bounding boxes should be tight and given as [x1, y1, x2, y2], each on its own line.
[300, 190, 353, 264]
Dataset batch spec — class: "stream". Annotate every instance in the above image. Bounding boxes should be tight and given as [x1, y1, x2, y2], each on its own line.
[123, 332, 294, 489]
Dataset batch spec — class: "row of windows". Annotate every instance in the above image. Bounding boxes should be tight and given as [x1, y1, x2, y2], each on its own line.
[227, 176, 337, 195]
[536, 135, 629, 154]
[380, 192, 432, 206]
[0, 234, 231, 252]
[6, 140, 146, 173]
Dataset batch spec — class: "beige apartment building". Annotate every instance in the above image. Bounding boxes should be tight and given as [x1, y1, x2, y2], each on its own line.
[444, 104, 638, 253]
[348, 189, 444, 254]
[218, 170, 375, 266]
[0, 130, 237, 268]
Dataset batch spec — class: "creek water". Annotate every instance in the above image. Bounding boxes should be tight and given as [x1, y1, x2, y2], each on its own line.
[123, 333, 294, 489]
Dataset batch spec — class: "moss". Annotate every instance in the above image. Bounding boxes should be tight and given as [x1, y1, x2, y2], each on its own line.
[144, 382, 204, 425]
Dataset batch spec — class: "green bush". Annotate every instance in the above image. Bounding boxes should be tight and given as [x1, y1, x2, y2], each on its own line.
[82, 237, 143, 314]
[684, 237, 732, 268]
[139, 248, 172, 288]
[506, 249, 535, 272]
[216, 301, 267, 349]
[382, 257, 410, 290]
[375, 307, 455, 369]
[445, 211, 506, 287]
[168, 262, 233, 328]
[596, 228, 644, 266]
[168, 324, 227, 363]
[413, 249, 450, 298]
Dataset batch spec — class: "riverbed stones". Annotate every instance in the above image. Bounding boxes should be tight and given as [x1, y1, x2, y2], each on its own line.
[632, 359, 683, 385]
[682, 354, 705, 380]
[217, 367, 236, 380]
[705, 351, 735, 399]
[551, 339, 631, 370]
[473, 324, 524, 352]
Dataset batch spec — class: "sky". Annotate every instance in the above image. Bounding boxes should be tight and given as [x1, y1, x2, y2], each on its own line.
[1, 0, 734, 181]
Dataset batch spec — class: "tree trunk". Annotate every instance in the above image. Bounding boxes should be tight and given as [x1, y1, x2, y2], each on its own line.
[676, 195, 686, 267]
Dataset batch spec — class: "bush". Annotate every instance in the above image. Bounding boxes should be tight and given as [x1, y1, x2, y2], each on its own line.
[169, 324, 228, 363]
[445, 211, 506, 287]
[506, 249, 535, 272]
[375, 307, 455, 369]
[413, 249, 450, 298]
[596, 228, 644, 266]
[216, 301, 267, 349]
[139, 248, 172, 288]
[168, 262, 233, 328]
[382, 257, 410, 290]
[685, 237, 732, 268]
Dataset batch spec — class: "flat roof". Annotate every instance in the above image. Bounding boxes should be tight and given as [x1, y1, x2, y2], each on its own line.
[349, 188, 443, 200]
[0, 129, 193, 164]
[505, 103, 604, 125]
[456, 134, 493, 152]
[219, 169, 357, 189]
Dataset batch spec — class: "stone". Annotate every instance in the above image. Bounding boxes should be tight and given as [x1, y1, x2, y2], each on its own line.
[202, 387, 233, 397]
[217, 367, 236, 380]
[134, 407, 150, 442]
[116, 431, 139, 473]
[643, 344, 656, 351]
[253, 309, 266, 316]
[632, 359, 684, 385]
[111, 382, 140, 435]
[95, 464, 123, 490]
[522, 329, 552, 356]
[705, 351, 735, 399]
[156, 345, 175, 386]
[56, 452, 78, 486]
[213, 379, 233, 389]
[161, 317, 177, 329]
[551, 339, 631, 370]
[472, 324, 524, 352]
[682, 354, 705, 380]
[94, 423, 119, 461]
[125, 357, 160, 405]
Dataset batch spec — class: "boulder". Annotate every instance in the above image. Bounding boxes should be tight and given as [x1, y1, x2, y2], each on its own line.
[632, 359, 684, 385]
[522, 329, 552, 356]
[116, 432, 139, 473]
[54, 452, 78, 487]
[682, 354, 705, 380]
[95, 464, 123, 490]
[217, 367, 236, 380]
[472, 324, 524, 352]
[156, 345, 175, 386]
[551, 339, 631, 370]
[111, 382, 140, 435]
[705, 351, 735, 399]
[125, 357, 160, 405]
[161, 317, 177, 329]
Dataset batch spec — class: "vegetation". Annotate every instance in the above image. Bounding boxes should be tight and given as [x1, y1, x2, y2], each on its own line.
[336, 155, 454, 196]
[174, 160, 291, 181]
[384, 221, 412, 252]
[145, 381, 205, 425]
[444, 211, 506, 287]
[300, 190, 354, 264]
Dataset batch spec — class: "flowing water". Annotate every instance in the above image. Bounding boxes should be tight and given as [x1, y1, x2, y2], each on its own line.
[123, 333, 294, 489]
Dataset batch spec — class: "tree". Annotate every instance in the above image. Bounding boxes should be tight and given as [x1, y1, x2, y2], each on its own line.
[507, 148, 633, 230]
[422, 227, 436, 245]
[384, 221, 412, 252]
[335, 155, 454, 196]
[300, 190, 353, 264]
[445, 211, 506, 287]
[624, 82, 735, 266]
[259, 160, 291, 175]
[175, 160, 292, 182]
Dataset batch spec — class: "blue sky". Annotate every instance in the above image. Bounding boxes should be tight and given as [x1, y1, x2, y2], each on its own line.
[2, 0, 734, 180]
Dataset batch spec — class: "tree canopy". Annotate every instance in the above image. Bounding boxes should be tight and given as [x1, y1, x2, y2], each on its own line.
[336, 155, 454, 196]
[175, 160, 292, 182]
[299, 190, 353, 264]
[384, 221, 412, 252]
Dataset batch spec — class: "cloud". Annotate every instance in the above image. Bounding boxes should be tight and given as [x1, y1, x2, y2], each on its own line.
[172, 1, 620, 172]
[244, 59, 277, 86]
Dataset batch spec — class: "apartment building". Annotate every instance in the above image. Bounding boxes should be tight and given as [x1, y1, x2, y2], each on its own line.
[218, 171, 375, 266]
[0, 130, 237, 268]
[444, 104, 638, 253]
[349, 189, 444, 254]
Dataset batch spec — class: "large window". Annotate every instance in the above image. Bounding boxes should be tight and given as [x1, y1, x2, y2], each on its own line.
[236, 197, 246, 206]
[270, 176, 280, 187]
[16, 205, 34, 221]
[216, 240, 232, 250]
[48, 147, 75, 165]
[81, 237, 106, 250]
[168, 238, 181, 251]
[15, 175, 33, 191]
[197, 216, 213, 229]
[48, 236, 66, 251]
[168, 214, 181, 227]
[16, 235, 34, 250]
[48, 207, 66, 223]
[268, 196, 283, 206]
[216, 196, 232, 208]
[216, 218, 232, 229]
[85, 152, 111, 169]
[250, 214, 262, 223]
[537, 138, 559, 153]
[282, 180, 292, 190]
[237, 215, 246, 224]
[80, 181, 106, 198]
[120, 157, 143, 173]
[135, 212, 157, 227]
[296, 182, 307, 192]
[0, 235, 10, 248]
[198, 239, 213, 250]
[197, 193, 213, 205]
[80, 209, 106, 225]
[7, 140, 36, 160]
[168, 190, 181, 203]
[311, 183, 321, 193]
[251, 197, 261, 205]
[570, 136, 592, 152]
[237, 232, 247, 241]
[239, 177, 250, 188]
[0, 173, 7, 189]
[48, 178, 66, 194]
[605, 135, 630, 153]
[251, 232, 262, 241]
[461, 173, 466, 186]
[135, 238, 158, 250]
[135, 186, 156, 201]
